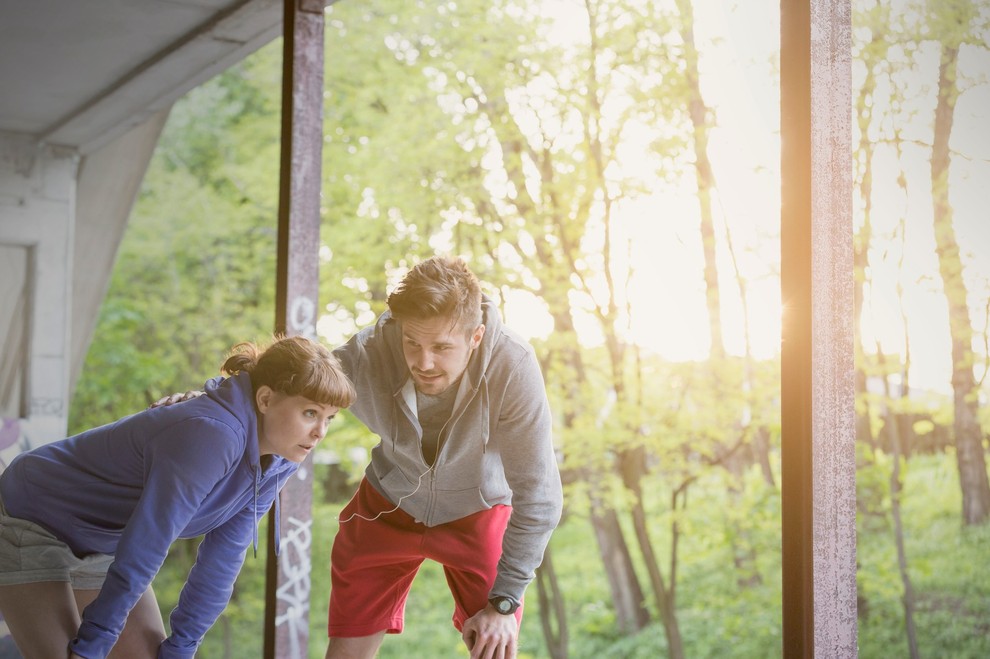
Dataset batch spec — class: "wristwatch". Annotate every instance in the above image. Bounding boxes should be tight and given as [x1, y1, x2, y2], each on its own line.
[489, 595, 520, 615]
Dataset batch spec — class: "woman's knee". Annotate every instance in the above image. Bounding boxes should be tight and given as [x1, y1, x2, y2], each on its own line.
[108, 587, 165, 659]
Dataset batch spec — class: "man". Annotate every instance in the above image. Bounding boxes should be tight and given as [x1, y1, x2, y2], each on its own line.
[325, 255, 562, 659]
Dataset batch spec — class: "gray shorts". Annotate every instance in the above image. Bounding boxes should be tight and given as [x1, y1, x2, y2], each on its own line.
[0, 497, 112, 590]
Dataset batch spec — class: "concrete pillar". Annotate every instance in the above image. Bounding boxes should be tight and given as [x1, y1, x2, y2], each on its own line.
[1, 108, 166, 463]
[0, 132, 78, 453]
[780, 0, 856, 656]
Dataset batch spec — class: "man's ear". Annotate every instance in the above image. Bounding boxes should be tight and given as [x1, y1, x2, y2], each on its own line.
[255, 385, 274, 414]
[470, 324, 486, 349]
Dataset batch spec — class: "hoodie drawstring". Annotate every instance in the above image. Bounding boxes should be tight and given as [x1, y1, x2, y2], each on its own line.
[273, 471, 282, 556]
[252, 468, 260, 557]
[252, 468, 283, 558]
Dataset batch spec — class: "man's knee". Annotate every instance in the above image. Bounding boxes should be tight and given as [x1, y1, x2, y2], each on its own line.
[325, 632, 386, 659]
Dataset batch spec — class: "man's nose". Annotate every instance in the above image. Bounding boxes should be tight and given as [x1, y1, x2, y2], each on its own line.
[415, 351, 435, 371]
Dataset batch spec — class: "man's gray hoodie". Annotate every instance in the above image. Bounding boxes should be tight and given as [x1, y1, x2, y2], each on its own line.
[333, 296, 563, 601]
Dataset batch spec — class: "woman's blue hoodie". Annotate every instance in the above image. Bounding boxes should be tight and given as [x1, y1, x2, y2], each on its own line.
[0, 372, 296, 658]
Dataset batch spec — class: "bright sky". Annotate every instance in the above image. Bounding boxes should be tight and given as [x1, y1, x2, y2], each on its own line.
[502, 0, 782, 361]
[855, 34, 990, 396]
[503, 0, 990, 397]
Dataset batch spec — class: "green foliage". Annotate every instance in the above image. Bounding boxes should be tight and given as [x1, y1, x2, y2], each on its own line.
[68, 54, 282, 433]
[152, 454, 990, 658]
[858, 455, 990, 659]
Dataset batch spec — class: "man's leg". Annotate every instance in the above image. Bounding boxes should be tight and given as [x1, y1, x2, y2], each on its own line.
[74, 585, 165, 658]
[326, 480, 426, 653]
[425, 505, 515, 630]
[0, 580, 79, 657]
[325, 631, 386, 659]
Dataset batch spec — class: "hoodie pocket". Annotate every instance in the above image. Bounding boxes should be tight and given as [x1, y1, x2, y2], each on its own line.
[377, 464, 421, 501]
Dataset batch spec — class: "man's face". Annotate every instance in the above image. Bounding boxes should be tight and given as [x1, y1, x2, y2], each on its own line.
[400, 315, 485, 395]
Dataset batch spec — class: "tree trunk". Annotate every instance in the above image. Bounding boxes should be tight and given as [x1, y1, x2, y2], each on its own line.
[621, 448, 685, 658]
[542, 311, 649, 636]
[876, 348, 920, 659]
[852, 15, 883, 450]
[588, 494, 651, 634]
[673, 0, 722, 360]
[930, 42, 990, 525]
[222, 613, 233, 659]
[535, 548, 568, 659]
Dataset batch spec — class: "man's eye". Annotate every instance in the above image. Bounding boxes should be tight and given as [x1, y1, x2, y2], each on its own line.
[304, 410, 317, 418]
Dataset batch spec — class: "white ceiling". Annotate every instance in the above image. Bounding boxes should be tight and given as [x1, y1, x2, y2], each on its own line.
[0, 0, 285, 154]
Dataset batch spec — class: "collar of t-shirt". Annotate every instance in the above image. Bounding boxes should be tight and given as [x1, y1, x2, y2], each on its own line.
[416, 381, 459, 466]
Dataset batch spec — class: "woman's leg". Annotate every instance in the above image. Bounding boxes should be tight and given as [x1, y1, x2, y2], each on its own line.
[73, 585, 166, 659]
[0, 580, 80, 658]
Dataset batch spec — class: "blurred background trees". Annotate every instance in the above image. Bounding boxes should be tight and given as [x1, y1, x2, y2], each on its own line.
[70, 0, 989, 656]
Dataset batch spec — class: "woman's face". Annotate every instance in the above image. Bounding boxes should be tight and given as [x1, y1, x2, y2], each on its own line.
[255, 386, 339, 462]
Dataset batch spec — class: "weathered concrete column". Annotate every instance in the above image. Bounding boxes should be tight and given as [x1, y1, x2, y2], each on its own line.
[0, 134, 78, 450]
[263, 1, 325, 657]
[780, 0, 856, 657]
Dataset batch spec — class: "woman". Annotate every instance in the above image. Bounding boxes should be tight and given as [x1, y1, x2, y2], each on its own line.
[0, 335, 355, 658]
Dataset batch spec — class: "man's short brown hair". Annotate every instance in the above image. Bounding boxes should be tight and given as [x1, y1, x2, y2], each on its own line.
[386, 256, 483, 334]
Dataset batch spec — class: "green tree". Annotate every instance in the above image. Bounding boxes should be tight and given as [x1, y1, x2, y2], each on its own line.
[851, 3, 922, 655]
[925, 0, 990, 525]
[69, 55, 284, 433]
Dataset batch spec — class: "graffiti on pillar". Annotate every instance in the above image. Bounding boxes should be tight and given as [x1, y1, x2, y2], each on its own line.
[29, 397, 63, 416]
[289, 295, 316, 340]
[275, 512, 313, 659]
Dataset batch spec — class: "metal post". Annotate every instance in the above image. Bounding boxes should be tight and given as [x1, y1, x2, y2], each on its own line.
[264, 1, 325, 657]
[781, 0, 856, 656]
[780, 0, 814, 651]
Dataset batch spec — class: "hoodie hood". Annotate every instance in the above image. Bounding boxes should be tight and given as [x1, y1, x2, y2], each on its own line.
[204, 372, 261, 467]
[466, 296, 501, 389]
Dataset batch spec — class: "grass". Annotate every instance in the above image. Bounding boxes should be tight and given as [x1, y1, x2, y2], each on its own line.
[153, 452, 990, 657]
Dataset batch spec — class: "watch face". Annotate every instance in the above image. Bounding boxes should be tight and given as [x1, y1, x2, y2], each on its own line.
[491, 596, 517, 614]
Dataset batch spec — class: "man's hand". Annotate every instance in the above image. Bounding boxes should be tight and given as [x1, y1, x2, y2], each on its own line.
[461, 604, 519, 659]
[150, 391, 204, 408]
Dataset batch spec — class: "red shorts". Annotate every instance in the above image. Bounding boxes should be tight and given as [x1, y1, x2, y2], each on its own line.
[328, 477, 521, 637]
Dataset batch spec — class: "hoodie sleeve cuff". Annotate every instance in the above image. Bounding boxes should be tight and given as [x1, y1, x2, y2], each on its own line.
[69, 624, 118, 659]
[157, 634, 201, 658]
